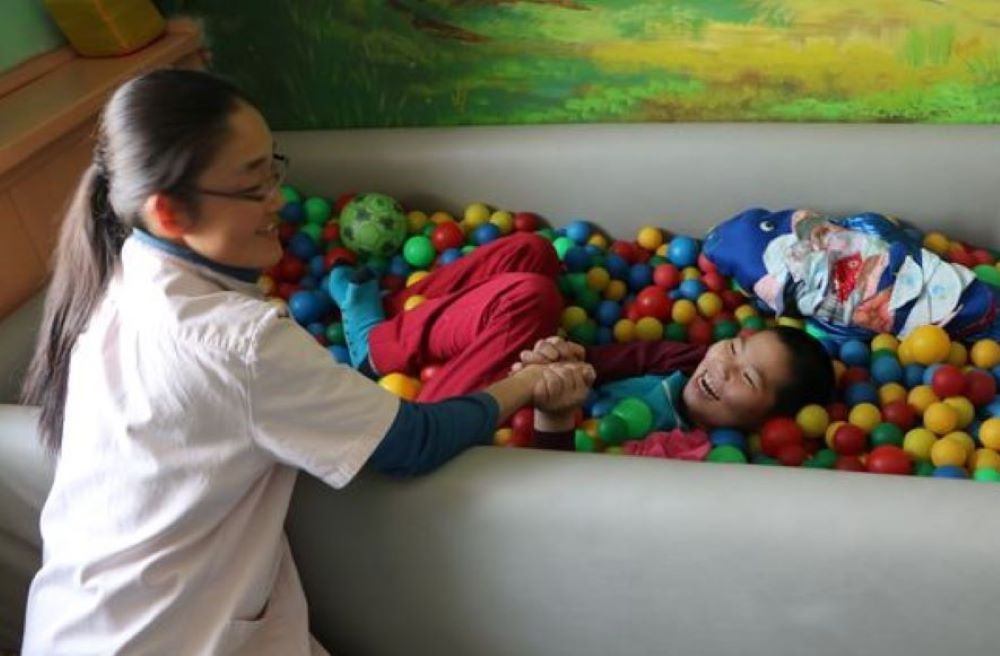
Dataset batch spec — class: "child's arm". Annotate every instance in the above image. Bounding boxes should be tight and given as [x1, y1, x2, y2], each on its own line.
[531, 363, 594, 451]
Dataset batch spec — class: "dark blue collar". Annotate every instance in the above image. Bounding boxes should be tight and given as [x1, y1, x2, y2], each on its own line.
[131, 228, 262, 283]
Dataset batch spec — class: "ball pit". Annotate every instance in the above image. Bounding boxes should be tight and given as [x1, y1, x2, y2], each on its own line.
[266, 187, 1000, 484]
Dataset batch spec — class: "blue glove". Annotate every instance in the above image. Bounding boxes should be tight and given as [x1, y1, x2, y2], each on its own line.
[326, 266, 384, 369]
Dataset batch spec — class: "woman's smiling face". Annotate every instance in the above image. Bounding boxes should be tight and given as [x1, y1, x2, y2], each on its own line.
[682, 331, 794, 430]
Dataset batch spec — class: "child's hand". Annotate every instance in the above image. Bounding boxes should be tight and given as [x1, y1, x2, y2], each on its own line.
[511, 336, 586, 373]
[531, 361, 595, 416]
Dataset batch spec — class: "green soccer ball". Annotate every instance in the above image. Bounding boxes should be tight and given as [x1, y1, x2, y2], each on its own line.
[338, 192, 408, 258]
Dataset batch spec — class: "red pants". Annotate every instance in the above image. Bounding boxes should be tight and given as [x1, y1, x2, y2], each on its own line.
[369, 233, 564, 401]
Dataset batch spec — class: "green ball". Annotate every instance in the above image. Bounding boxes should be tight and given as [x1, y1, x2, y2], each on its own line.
[557, 275, 574, 296]
[914, 461, 936, 477]
[568, 320, 598, 346]
[553, 236, 575, 260]
[870, 422, 904, 447]
[304, 196, 332, 224]
[403, 235, 436, 268]
[974, 264, 1000, 288]
[574, 430, 599, 453]
[299, 223, 323, 244]
[575, 288, 600, 313]
[871, 348, 898, 361]
[611, 398, 654, 439]
[339, 193, 408, 257]
[742, 316, 766, 331]
[665, 322, 687, 342]
[280, 185, 301, 204]
[422, 224, 436, 237]
[712, 320, 740, 340]
[364, 255, 389, 277]
[752, 454, 780, 466]
[535, 228, 557, 242]
[708, 445, 748, 464]
[648, 256, 667, 266]
[973, 468, 1000, 482]
[566, 273, 589, 294]
[325, 322, 345, 345]
[804, 448, 838, 469]
[598, 414, 629, 445]
[462, 244, 476, 255]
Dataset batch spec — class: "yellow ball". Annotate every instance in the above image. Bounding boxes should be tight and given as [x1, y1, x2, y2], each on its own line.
[734, 304, 758, 322]
[696, 292, 723, 319]
[561, 306, 588, 331]
[825, 421, 847, 449]
[897, 339, 915, 366]
[941, 431, 975, 458]
[946, 342, 967, 367]
[848, 403, 882, 433]
[981, 418, 1000, 450]
[672, 299, 698, 325]
[681, 267, 701, 281]
[971, 448, 1000, 472]
[923, 401, 959, 435]
[407, 210, 429, 234]
[656, 243, 669, 257]
[796, 404, 830, 439]
[903, 428, 937, 462]
[930, 436, 967, 468]
[430, 210, 455, 225]
[871, 333, 900, 353]
[613, 319, 636, 343]
[258, 274, 276, 296]
[878, 383, 907, 406]
[379, 373, 422, 401]
[604, 279, 627, 301]
[580, 418, 600, 439]
[971, 339, 1000, 369]
[907, 385, 939, 414]
[406, 270, 430, 287]
[832, 360, 846, 385]
[489, 210, 514, 234]
[586, 267, 611, 292]
[403, 295, 426, 311]
[905, 325, 951, 365]
[923, 231, 951, 255]
[464, 202, 491, 226]
[588, 234, 609, 249]
[635, 317, 664, 341]
[943, 396, 975, 429]
[637, 227, 664, 251]
[777, 316, 804, 329]
[494, 428, 513, 446]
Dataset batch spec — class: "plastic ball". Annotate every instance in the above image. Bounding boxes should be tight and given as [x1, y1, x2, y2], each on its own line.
[795, 404, 829, 439]
[878, 383, 907, 406]
[946, 342, 967, 367]
[403, 295, 426, 311]
[339, 193, 408, 257]
[637, 227, 664, 251]
[564, 220, 592, 245]
[597, 414, 629, 445]
[280, 200, 305, 223]
[923, 231, 951, 254]
[980, 418, 1000, 450]
[871, 357, 903, 385]
[871, 333, 900, 352]
[552, 236, 575, 260]
[489, 210, 513, 234]
[653, 263, 681, 290]
[604, 280, 627, 301]
[844, 382, 879, 407]
[678, 279, 706, 301]
[635, 317, 664, 341]
[943, 431, 976, 458]
[288, 290, 331, 325]
[943, 396, 974, 428]
[402, 235, 436, 268]
[287, 232, 320, 260]
[464, 202, 491, 226]
[835, 455, 866, 472]
[870, 422, 905, 447]
[903, 364, 926, 389]
[867, 445, 912, 475]
[327, 344, 350, 364]
[304, 196, 332, 224]
[930, 436, 967, 468]
[707, 445, 748, 464]
[378, 373, 422, 401]
[611, 398, 654, 439]
[665, 322, 687, 342]
[710, 428, 746, 450]
[564, 246, 592, 273]
[931, 364, 966, 398]
[840, 340, 871, 367]
[595, 300, 623, 327]
[561, 306, 588, 331]
[777, 443, 809, 466]
[932, 465, 967, 479]
[881, 400, 916, 430]
[671, 299, 698, 325]
[627, 263, 654, 291]
[587, 267, 611, 292]
[965, 370, 997, 406]
[613, 319, 637, 343]
[973, 468, 1000, 482]
[848, 403, 882, 433]
[636, 287, 671, 321]
[902, 428, 936, 462]
[832, 424, 868, 456]
[897, 340, 915, 366]
[924, 402, 959, 435]
[513, 212, 540, 232]
[907, 385, 939, 414]
[906, 325, 951, 365]
[696, 292, 723, 319]
[429, 222, 465, 252]
[971, 340, 1000, 369]
[406, 210, 428, 234]
[760, 417, 804, 457]
[667, 236, 699, 268]
[472, 222, 502, 246]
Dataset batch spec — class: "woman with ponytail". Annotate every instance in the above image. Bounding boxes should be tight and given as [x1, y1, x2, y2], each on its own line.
[20, 70, 593, 655]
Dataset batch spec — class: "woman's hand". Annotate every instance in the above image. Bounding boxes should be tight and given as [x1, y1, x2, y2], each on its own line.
[510, 336, 586, 373]
[531, 361, 595, 421]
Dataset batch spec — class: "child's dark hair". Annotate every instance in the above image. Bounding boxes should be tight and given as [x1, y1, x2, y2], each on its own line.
[769, 326, 836, 417]
[22, 70, 253, 452]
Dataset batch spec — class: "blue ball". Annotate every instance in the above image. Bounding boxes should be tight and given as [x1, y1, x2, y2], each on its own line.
[667, 236, 699, 268]
[871, 356, 903, 385]
[565, 220, 592, 245]
[678, 279, 706, 301]
[298, 275, 317, 290]
[308, 254, 327, 277]
[596, 326, 614, 345]
[590, 398, 616, 418]
[923, 364, 942, 386]
[306, 322, 326, 339]
[668, 289, 683, 300]
[473, 223, 502, 246]
[280, 201, 305, 223]
[583, 389, 601, 415]
[628, 263, 653, 291]
[970, 419, 984, 445]
[438, 248, 463, 266]
[605, 253, 630, 281]
[903, 364, 927, 389]
[288, 232, 320, 260]
[710, 428, 746, 450]
[564, 246, 592, 273]
[932, 465, 968, 479]
[984, 397, 1000, 418]
[289, 290, 330, 325]
[840, 340, 871, 367]
[992, 365, 1000, 387]
[327, 344, 351, 364]
[387, 255, 411, 278]
[595, 299, 623, 327]
[584, 244, 603, 257]
[845, 382, 879, 406]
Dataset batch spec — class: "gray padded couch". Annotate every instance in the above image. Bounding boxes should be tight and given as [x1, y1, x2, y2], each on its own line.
[2, 123, 1000, 655]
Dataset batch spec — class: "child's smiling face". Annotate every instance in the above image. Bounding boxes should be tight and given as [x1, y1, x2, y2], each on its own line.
[682, 331, 794, 430]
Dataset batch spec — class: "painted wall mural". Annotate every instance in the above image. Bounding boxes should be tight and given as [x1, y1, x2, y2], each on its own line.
[177, 0, 1000, 128]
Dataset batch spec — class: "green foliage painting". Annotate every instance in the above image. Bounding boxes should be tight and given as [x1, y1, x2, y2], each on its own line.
[177, 0, 1000, 128]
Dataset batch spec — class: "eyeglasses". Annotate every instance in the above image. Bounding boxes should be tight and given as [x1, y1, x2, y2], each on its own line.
[196, 153, 289, 203]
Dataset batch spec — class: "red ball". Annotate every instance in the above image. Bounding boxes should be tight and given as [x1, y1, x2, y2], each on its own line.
[509, 428, 534, 448]
[276, 282, 301, 301]
[324, 247, 357, 271]
[513, 212, 540, 232]
[687, 318, 714, 346]
[948, 246, 976, 268]
[321, 222, 340, 242]
[965, 370, 997, 407]
[834, 455, 866, 472]
[866, 445, 913, 475]
[380, 275, 405, 294]
[697, 252, 718, 274]
[827, 402, 849, 422]
[335, 192, 356, 213]
[720, 290, 745, 310]
[625, 302, 643, 323]
[972, 249, 994, 266]
[631, 247, 651, 264]
[832, 424, 868, 456]
[840, 366, 870, 388]
[511, 407, 534, 434]
[275, 254, 306, 282]
[701, 271, 727, 293]
[881, 400, 916, 430]
[760, 417, 804, 457]
[777, 443, 808, 466]
[653, 264, 681, 290]
[431, 222, 465, 252]
[609, 240, 638, 263]
[931, 364, 966, 398]
[420, 364, 443, 382]
[636, 286, 672, 321]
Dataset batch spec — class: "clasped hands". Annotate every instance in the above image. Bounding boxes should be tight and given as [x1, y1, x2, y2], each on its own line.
[509, 337, 593, 428]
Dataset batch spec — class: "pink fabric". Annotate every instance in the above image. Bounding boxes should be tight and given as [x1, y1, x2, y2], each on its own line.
[624, 428, 711, 461]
